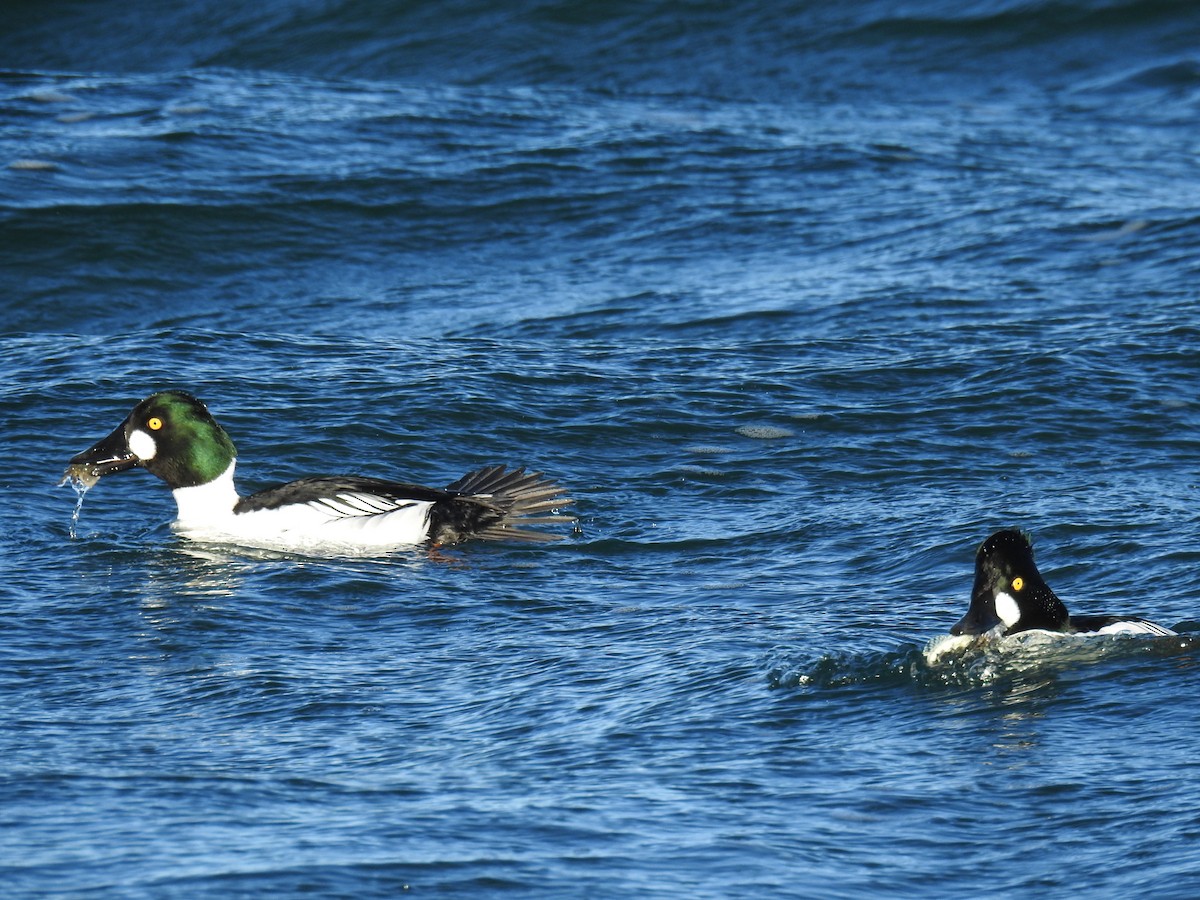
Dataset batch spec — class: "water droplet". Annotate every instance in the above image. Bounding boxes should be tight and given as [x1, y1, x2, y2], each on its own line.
[59, 467, 98, 539]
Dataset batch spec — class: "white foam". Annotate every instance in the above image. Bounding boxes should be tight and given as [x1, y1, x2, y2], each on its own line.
[922, 633, 977, 665]
[735, 425, 793, 440]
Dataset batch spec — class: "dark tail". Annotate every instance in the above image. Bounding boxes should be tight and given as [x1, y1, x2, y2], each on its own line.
[434, 465, 575, 544]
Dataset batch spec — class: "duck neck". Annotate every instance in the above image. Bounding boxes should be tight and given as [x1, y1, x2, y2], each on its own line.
[171, 460, 241, 525]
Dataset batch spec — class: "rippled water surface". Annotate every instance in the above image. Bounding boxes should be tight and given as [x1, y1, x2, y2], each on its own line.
[4, 1, 1200, 896]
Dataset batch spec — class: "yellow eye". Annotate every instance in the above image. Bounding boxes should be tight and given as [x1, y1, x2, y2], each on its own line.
[147, 417, 163, 431]
[1012, 576, 1025, 591]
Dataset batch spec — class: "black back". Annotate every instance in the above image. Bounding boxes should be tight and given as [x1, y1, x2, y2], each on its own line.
[235, 476, 454, 514]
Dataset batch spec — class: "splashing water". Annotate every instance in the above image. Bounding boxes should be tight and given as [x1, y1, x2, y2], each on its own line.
[58, 464, 99, 539]
[766, 628, 1198, 695]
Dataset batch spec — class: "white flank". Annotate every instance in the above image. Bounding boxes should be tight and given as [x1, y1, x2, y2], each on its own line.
[169, 461, 436, 552]
[993, 591, 1021, 628]
[1095, 620, 1177, 637]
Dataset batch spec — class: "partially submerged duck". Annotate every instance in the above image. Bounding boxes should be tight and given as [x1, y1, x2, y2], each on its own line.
[950, 529, 1175, 639]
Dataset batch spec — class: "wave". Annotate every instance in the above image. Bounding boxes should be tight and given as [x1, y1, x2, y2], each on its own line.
[5, 0, 1199, 100]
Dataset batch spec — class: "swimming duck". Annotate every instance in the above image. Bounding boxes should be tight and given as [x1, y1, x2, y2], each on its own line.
[64, 390, 574, 553]
[951, 529, 1174, 638]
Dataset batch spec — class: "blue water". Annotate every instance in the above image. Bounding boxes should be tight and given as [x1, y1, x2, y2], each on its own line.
[4, 1, 1200, 896]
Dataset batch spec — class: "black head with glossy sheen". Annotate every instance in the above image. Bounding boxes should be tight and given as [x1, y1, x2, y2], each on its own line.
[69, 391, 237, 490]
[951, 529, 1069, 636]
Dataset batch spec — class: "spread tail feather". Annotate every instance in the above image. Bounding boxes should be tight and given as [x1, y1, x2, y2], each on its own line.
[433, 465, 575, 544]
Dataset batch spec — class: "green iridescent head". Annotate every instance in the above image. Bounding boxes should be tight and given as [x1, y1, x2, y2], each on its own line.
[69, 390, 237, 489]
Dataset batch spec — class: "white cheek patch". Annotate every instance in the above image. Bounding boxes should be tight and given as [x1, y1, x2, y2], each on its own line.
[128, 428, 158, 460]
[994, 591, 1021, 627]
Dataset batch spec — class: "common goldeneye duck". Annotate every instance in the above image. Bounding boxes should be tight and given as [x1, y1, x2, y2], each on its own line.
[950, 528, 1175, 638]
[63, 390, 575, 553]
